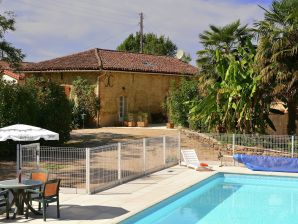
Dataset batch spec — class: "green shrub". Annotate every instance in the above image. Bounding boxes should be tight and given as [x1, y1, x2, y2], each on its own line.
[0, 79, 72, 159]
[0, 81, 38, 127]
[35, 81, 72, 143]
[167, 78, 200, 128]
[71, 77, 99, 128]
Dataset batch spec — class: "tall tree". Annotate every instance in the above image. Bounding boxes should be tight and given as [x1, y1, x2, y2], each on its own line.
[196, 20, 253, 92]
[255, 0, 298, 134]
[117, 32, 177, 56]
[0, 11, 24, 67]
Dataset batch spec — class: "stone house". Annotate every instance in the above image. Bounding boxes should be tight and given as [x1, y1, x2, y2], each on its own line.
[0, 60, 25, 84]
[21, 48, 198, 126]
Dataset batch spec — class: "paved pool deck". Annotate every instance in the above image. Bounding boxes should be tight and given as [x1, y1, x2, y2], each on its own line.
[2, 165, 298, 223]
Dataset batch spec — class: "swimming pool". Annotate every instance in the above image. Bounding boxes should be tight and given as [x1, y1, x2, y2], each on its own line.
[121, 173, 298, 224]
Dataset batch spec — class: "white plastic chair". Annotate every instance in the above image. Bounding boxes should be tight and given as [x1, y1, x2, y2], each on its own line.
[181, 149, 201, 170]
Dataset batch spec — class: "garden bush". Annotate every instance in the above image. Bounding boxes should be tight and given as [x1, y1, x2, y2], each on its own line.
[166, 78, 200, 128]
[0, 79, 72, 159]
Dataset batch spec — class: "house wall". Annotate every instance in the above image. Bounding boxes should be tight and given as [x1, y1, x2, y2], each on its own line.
[2, 74, 17, 83]
[1, 74, 25, 85]
[99, 71, 180, 126]
[26, 71, 181, 127]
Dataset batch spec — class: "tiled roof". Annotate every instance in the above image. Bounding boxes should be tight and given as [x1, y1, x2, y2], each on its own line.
[21, 48, 198, 75]
[3, 70, 25, 80]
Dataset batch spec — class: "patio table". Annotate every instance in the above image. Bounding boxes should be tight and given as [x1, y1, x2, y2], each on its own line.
[0, 179, 43, 217]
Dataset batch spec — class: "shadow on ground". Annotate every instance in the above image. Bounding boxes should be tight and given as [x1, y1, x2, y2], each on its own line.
[0, 204, 129, 222]
[66, 132, 143, 148]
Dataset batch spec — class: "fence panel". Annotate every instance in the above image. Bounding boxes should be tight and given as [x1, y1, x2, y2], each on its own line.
[206, 133, 296, 158]
[165, 135, 179, 166]
[145, 137, 164, 173]
[121, 140, 144, 181]
[180, 131, 220, 165]
[20, 143, 39, 173]
[89, 144, 118, 194]
[39, 147, 86, 190]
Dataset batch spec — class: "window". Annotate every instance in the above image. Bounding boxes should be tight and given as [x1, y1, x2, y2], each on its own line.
[119, 96, 126, 122]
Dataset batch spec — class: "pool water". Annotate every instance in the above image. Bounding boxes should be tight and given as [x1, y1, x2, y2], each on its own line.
[121, 173, 298, 224]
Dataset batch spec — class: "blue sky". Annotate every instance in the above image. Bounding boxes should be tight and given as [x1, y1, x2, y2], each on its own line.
[1, 0, 272, 65]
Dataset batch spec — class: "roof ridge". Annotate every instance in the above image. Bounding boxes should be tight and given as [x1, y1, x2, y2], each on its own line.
[97, 48, 179, 59]
[94, 48, 102, 70]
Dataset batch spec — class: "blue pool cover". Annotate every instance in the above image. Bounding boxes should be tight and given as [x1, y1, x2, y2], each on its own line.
[233, 154, 298, 172]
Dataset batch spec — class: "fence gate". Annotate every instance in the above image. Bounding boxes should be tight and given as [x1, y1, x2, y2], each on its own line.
[17, 143, 40, 173]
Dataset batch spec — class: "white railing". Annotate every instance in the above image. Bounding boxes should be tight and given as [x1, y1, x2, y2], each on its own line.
[19, 134, 180, 194]
[88, 135, 179, 194]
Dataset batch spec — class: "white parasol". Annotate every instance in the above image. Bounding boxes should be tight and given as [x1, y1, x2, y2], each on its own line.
[0, 124, 59, 172]
[0, 124, 59, 141]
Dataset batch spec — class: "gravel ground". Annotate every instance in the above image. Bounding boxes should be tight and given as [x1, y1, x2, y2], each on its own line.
[66, 126, 178, 147]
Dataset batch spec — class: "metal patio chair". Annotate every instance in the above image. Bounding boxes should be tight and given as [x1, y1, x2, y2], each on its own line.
[30, 170, 49, 184]
[25, 179, 61, 221]
[0, 189, 9, 219]
[28, 170, 49, 210]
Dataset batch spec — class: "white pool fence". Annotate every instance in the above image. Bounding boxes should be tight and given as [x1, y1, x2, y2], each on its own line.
[18, 135, 180, 194]
[17, 132, 297, 194]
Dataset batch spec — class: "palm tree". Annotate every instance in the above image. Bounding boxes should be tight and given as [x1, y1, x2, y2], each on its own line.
[255, 0, 298, 134]
[196, 20, 253, 92]
[191, 39, 271, 133]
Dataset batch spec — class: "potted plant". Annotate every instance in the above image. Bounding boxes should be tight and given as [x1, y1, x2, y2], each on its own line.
[123, 114, 128, 127]
[167, 121, 174, 129]
[163, 97, 174, 129]
[137, 112, 149, 127]
[127, 113, 136, 127]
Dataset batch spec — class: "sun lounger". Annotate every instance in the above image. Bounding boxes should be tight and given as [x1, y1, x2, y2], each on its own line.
[181, 149, 211, 171]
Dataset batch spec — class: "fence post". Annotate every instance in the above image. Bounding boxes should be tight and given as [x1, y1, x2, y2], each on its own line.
[85, 148, 91, 194]
[36, 143, 40, 169]
[143, 138, 146, 174]
[163, 136, 166, 166]
[19, 144, 22, 170]
[16, 144, 20, 174]
[118, 142, 122, 181]
[178, 131, 181, 165]
[291, 135, 294, 158]
[232, 134, 235, 165]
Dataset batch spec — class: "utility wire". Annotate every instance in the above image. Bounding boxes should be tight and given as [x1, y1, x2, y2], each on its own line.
[85, 24, 138, 48]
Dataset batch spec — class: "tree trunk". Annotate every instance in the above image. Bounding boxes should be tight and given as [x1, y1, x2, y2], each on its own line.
[287, 97, 297, 135]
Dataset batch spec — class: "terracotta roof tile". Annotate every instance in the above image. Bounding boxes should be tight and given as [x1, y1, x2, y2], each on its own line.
[3, 70, 25, 80]
[22, 49, 99, 71]
[21, 48, 198, 75]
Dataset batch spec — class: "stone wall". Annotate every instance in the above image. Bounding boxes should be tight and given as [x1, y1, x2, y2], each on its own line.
[180, 129, 296, 166]
[98, 71, 180, 126]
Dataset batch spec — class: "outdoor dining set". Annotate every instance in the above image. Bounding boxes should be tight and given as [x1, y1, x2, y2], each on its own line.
[0, 124, 61, 221]
[0, 170, 61, 221]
